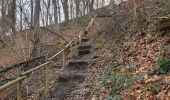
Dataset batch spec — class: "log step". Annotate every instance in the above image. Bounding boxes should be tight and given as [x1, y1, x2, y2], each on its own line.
[79, 44, 91, 50]
[58, 73, 84, 83]
[68, 59, 88, 65]
[81, 37, 90, 42]
[78, 49, 90, 55]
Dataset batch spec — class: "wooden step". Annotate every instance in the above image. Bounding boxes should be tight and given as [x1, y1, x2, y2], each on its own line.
[78, 49, 90, 55]
[79, 44, 91, 50]
[68, 59, 88, 65]
[58, 73, 84, 83]
[81, 37, 90, 42]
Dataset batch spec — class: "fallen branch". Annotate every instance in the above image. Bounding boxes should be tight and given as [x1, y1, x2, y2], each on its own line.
[0, 56, 45, 74]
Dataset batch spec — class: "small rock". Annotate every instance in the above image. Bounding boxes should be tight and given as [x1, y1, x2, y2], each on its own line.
[117, 59, 124, 65]
[52, 62, 61, 68]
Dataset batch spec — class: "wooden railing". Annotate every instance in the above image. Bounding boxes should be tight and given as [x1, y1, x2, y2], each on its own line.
[0, 15, 97, 100]
[0, 38, 79, 100]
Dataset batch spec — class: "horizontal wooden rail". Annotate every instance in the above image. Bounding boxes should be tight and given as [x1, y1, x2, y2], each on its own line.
[0, 76, 26, 92]
[21, 61, 51, 75]
[0, 40, 74, 93]
[48, 40, 73, 60]
[0, 56, 45, 74]
[0, 15, 96, 100]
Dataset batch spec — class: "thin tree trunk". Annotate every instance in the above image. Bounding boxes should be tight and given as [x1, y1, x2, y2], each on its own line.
[10, 0, 16, 34]
[34, 0, 40, 26]
[31, 0, 34, 26]
[1, 0, 5, 33]
[33, 0, 41, 57]
[75, 0, 80, 18]
[102, 0, 104, 7]
[57, 0, 61, 23]
[89, 0, 94, 10]
[62, 0, 69, 23]
[53, 0, 58, 23]
[20, 0, 23, 30]
[96, 0, 99, 9]
[46, 0, 51, 25]
[70, 0, 73, 19]
[83, 0, 86, 16]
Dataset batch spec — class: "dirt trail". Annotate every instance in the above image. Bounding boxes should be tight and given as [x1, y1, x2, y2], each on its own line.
[41, 37, 92, 100]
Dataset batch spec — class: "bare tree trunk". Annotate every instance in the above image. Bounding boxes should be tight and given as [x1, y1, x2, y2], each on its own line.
[46, 0, 51, 25]
[9, 0, 16, 34]
[19, 0, 23, 30]
[75, 0, 80, 18]
[34, 0, 40, 26]
[1, 0, 5, 33]
[43, 0, 51, 25]
[89, 0, 94, 10]
[83, 0, 86, 16]
[70, 0, 73, 19]
[53, 0, 59, 23]
[87, 0, 89, 14]
[110, 0, 115, 4]
[102, 0, 105, 7]
[33, 0, 41, 57]
[62, 0, 69, 23]
[31, 0, 34, 26]
[57, 0, 61, 23]
[96, 0, 99, 9]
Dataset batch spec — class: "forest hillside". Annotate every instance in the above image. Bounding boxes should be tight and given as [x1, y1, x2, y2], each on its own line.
[0, 0, 170, 100]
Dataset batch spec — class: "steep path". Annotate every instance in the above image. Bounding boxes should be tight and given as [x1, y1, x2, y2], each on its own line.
[42, 36, 92, 100]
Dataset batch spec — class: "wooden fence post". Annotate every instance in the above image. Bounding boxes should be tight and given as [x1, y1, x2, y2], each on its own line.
[70, 41, 73, 59]
[62, 50, 65, 69]
[45, 55, 49, 92]
[79, 34, 81, 44]
[17, 68, 21, 100]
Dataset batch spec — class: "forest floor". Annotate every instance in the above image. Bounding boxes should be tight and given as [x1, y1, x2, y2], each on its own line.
[1, 3, 170, 99]
[90, 30, 170, 99]
[31, 18, 170, 100]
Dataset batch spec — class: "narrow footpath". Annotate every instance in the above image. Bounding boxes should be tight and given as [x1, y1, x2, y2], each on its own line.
[42, 36, 92, 100]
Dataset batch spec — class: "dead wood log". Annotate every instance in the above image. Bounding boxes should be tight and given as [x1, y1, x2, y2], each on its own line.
[156, 15, 170, 31]
[0, 56, 45, 74]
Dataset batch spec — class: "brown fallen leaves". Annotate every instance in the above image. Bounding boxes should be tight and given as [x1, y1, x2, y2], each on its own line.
[95, 31, 170, 99]
[117, 32, 170, 99]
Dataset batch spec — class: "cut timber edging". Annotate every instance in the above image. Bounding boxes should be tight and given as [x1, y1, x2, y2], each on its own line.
[21, 61, 51, 75]
[0, 40, 75, 92]
[0, 56, 45, 74]
[0, 76, 26, 92]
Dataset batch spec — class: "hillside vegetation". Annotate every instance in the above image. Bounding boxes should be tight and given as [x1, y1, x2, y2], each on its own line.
[1, 0, 170, 100]
[90, 0, 170, 99]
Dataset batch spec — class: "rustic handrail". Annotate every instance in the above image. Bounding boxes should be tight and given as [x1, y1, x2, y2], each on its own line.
[48, 40, 73, 60]
[0, 76, 26, 92]
[21, 61, 51, 75]
[0, 39, 75, 94]
[0, 15, 96, 100]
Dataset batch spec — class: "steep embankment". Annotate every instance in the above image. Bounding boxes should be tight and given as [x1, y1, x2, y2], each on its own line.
[86, 1, 170, 99]
[91, 26, 170, 99]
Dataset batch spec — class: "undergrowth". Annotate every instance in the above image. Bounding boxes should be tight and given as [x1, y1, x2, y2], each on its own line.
[99, 66, 143, 99]
[153, 0, 170, 16]
[156, 56, 170, 74]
